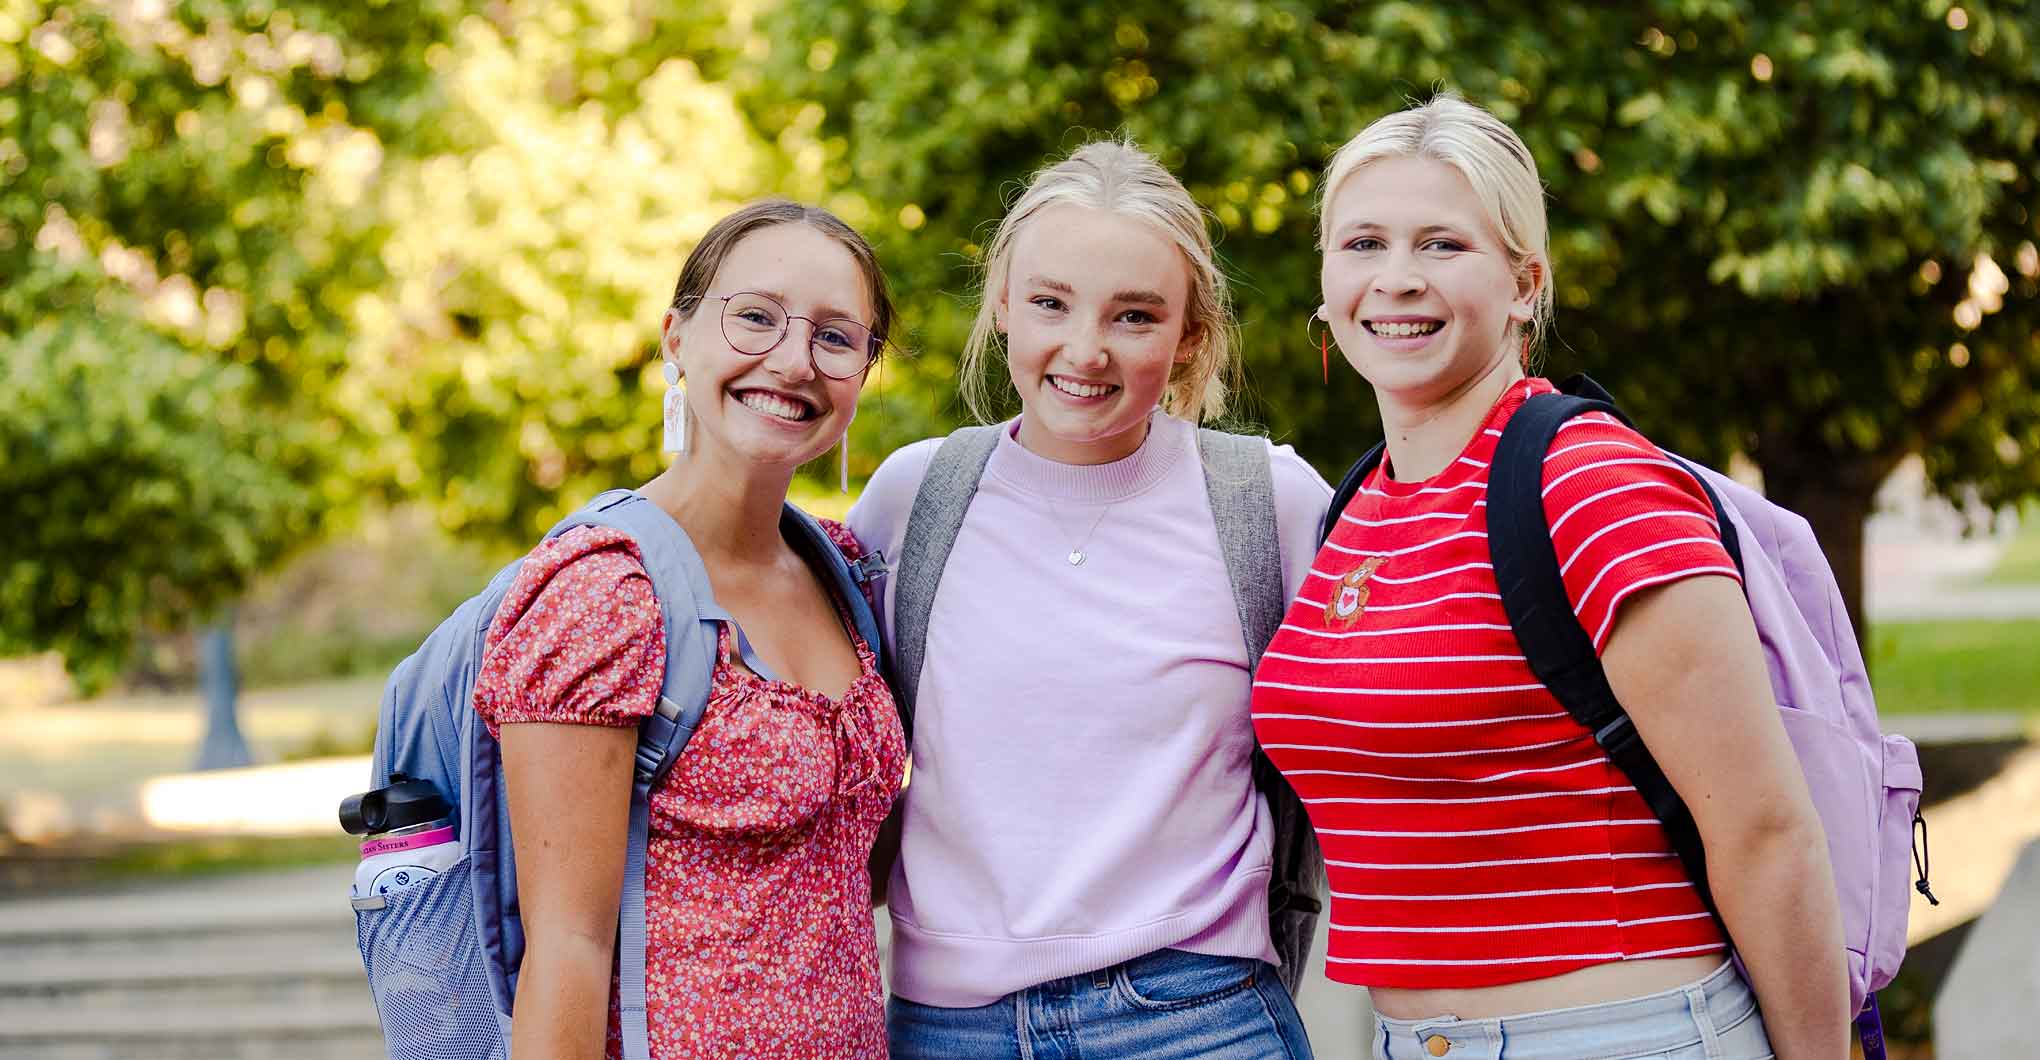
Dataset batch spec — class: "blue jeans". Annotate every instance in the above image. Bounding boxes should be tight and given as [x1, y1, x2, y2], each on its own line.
[887, 948, 1314, 1060]
[1372, 960, 1773, 1060]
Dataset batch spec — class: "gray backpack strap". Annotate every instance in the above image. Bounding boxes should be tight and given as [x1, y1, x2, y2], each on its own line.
[1195, 428, 1326, 997]
[891, 426, 1002, 727]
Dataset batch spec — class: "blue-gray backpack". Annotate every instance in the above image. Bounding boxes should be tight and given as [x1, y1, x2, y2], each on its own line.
[343, 488, 892, 1060]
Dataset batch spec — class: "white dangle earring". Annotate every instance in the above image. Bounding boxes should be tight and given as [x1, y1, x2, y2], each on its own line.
[839, 436, 850, 494]
[661, 361, 686, 455]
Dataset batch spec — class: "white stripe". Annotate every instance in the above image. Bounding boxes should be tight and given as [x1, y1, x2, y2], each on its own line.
[1314, 818, 1661, 839]
[1327, 851, 1676, 870]
[1629, 942, 1729, 959]
[1259, 651, 1525, 666]
[1623, 912, 1717, 927]
[1332, 918, 1617, 934]
[1549, 481, 1682, 536]
[1279, 757, 1609, 785]
[1338, 509, 1477, 528]
[1255, 681, 1547, 698]
[1253, 711, 1569, 731]
[1327, 953, 1623, 966]
[1355, 480, 1485, 500]
[1573, 538, 1723, 616]
[1272, 621, 1514, 640]
[1304, 784, 1631, 806]
[1331, 881, 1690, 901]
[1256, 737, 1574, 762]
[1290, 589, 1505, 614]
[1332, 913, 1713, 935]
[1543, 456, 1686, 497]
[1559, 510, 1717, 577]
[1320, 531, 1488, 560]
[1548, 438, 1651, 463]
[1589, 566, 1741, 645]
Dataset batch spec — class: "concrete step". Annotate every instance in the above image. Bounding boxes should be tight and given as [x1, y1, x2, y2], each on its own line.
[0, 1000, 386, 1060]
[0, 862, 385, 1060]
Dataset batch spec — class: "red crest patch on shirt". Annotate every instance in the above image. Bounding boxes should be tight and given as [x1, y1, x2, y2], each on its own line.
[1323, 555, 1387, 628]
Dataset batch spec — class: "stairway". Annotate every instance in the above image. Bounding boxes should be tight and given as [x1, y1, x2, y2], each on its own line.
[0, 861, 384, 1060]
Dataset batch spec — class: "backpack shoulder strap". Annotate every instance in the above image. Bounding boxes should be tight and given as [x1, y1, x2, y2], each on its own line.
[1195, 428, 1283, 666]
[1196, 428, 1325, 995]
[1486, 382, 1716, 915]
[1321, 443, 1386, 546]
[542, 488, 719, 1060]
[891, 426, 1001, 727]
[778, 505, 896, 733]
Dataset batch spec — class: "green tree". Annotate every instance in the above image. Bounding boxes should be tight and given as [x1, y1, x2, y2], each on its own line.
[2, 0, 465, 688]
[752, 0, 2040, 635]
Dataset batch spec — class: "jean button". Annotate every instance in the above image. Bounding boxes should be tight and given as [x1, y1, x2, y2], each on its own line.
[1424, 1033, 1452, 1057]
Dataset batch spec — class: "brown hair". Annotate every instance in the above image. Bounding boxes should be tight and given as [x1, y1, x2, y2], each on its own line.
[669, 199, 895, 353]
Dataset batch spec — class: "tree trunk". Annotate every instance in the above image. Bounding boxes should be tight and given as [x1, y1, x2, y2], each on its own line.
[194, 612, 252, 770]
[1756, 458, 1881, 658]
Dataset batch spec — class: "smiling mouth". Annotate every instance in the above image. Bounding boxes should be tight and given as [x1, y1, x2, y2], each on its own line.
[733, 388, 817, 422]
[1049, 375, 1118, 399]
[1364, 320, 1444, 338]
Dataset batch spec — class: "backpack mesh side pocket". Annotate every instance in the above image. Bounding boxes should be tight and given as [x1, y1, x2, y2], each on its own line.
[354, 854, 507, 1060]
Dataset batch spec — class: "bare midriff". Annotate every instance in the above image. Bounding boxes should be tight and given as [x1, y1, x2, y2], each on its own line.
[1368, 955, 1728, 1021]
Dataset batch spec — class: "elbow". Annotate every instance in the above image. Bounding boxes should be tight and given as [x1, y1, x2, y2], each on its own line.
[1707, 793, 1828, 872]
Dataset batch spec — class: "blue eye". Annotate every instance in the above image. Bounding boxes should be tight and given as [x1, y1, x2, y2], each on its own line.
[1423, 238, 1467, 253]
[813, 325, 857, 351]
[1344, 236, 1385, 252]
[1030, 295, 1066, 312]
[1118, 309, 1158, 326]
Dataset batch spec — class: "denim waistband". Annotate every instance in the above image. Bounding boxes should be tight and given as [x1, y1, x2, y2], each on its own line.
[1374, 960, 1754, 1060]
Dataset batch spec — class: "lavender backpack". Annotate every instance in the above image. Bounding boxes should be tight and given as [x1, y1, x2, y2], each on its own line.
[1324, 375, 1935, 1060]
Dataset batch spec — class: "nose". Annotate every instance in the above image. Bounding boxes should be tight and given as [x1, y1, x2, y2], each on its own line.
[1374, 246, 1428, 297]
[762, 321, 819, 383]
[1068, 320, 1111, 370]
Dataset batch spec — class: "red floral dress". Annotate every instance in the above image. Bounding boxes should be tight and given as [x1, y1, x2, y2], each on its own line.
[472, 520, 904, 1060]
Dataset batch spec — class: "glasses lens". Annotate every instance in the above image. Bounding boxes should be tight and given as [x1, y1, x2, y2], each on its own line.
[721, 294, 786, 355]
[810, 319, 875, 378]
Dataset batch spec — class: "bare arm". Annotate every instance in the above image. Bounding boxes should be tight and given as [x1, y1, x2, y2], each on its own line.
[1601, 575, 1848, 1060]
[502, 722, 637, 1060]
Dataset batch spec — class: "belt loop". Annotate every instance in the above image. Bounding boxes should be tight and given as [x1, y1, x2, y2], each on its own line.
[1093, 966, 1111, 990]
[1688, 979, 1723, 1060]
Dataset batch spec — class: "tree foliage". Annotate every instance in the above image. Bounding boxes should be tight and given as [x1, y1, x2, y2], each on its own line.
[752, 0, 2040, 629]
[2, 0, 464, 686]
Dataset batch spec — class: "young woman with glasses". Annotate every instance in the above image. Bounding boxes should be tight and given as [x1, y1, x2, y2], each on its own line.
[470, 200, 905, 1059]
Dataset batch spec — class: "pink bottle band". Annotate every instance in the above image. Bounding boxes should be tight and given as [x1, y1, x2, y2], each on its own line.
[360, 824, 455, 858]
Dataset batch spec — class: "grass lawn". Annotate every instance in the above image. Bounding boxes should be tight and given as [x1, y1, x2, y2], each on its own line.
[1870, 617, 2040, 716]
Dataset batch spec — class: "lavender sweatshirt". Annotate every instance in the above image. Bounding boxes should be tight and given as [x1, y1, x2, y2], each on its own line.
[847, 413, 1330, 1006]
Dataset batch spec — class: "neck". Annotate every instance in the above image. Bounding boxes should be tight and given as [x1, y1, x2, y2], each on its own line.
[1015, 411, 1154, 466]
[1378, 354, 1524, 482]
[639, 442, 793, 564]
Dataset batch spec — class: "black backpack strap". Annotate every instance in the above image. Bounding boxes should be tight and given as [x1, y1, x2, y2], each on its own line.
[1487, 384, 1715, 915]
[1320, 442, 1387, 545]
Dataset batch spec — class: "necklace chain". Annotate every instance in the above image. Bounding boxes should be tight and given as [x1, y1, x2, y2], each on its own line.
[1047, 500, 1116, 567]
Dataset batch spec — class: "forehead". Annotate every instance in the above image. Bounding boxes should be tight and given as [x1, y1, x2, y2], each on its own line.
[710, 223, 874, 320]
[1010, 204, 1190, 300]
[1326, 156, 1495, 236]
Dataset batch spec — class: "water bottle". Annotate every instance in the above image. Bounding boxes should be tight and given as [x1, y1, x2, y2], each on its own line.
[339, 774, 456, 898]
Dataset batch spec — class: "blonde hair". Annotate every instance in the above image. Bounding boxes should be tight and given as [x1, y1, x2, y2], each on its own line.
[1318, 93, 1553, 361]
[961, 139, 1238, 424]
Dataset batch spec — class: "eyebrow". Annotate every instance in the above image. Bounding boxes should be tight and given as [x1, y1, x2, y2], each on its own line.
[1024, 275, 1170, 307]
[750, 289, 863, 324]
[1334, 220, 1480, 241]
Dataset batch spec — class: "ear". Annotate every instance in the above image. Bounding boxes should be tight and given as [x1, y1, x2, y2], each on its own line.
[991, 283, 1010, 334]
[1174, 321, 1204, 365]
[660, 307, 687, 359]
[1508, 256, 1546, 325]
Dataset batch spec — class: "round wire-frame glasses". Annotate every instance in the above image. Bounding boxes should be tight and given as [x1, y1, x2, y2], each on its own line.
[702, 291, 880, 379]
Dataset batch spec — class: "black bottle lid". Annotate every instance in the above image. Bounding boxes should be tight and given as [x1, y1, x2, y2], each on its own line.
[338, 773, 452, 836]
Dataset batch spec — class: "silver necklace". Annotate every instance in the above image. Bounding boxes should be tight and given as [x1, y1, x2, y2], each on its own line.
[1047, 501, 1116, 566]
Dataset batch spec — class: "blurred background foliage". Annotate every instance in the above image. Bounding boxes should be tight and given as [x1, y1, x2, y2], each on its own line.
[4, 0, 2039, 688]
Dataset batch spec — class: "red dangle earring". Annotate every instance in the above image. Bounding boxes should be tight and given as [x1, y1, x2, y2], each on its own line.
[1309, 309, 1331, 384]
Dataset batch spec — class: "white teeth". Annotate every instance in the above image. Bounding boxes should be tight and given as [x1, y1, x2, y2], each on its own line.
[737, 390, 811, 421]
[1051, 376, 1116, 398]
[1369, 320, 1442, 338]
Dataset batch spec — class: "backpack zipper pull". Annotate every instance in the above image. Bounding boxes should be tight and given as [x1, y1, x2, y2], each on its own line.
[1912, 811, 1940, 906]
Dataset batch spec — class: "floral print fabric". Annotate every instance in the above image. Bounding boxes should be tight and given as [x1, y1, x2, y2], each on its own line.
[473, 523, 903, 1059]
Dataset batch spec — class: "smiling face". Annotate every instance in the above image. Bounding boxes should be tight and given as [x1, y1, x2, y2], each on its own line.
[997, 204, 1196, 465]
[660, 223, 873, 472]
[1320, 155, 1542, 418]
